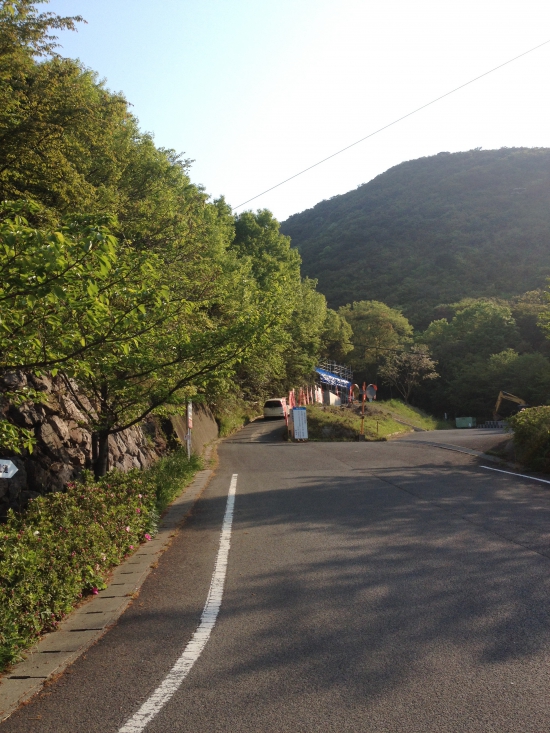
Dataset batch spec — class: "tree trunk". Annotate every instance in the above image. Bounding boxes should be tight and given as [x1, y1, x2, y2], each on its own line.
[93, 430, 110, 478]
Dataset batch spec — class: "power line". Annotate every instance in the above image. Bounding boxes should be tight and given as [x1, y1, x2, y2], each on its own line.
[233, 38, 550, 211]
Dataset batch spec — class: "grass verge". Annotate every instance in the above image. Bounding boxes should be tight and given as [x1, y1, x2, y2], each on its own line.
[0, 448, 201, 672]
[305, 400, 449, 441]
[306, 404, 412, 441]
[382, 399, 451, 430]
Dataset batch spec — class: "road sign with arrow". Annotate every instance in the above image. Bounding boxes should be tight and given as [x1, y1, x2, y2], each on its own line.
[0, 460, 18, 479]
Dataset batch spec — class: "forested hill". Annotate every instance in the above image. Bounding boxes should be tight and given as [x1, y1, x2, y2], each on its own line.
[281, 148, 550, 327]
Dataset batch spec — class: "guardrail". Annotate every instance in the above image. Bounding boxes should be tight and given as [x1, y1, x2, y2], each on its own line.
[479, 420, 505, 429]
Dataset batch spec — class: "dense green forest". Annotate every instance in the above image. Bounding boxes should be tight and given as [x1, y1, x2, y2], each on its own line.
[281, 148, 550, 328]
[0, 0, 350, 474]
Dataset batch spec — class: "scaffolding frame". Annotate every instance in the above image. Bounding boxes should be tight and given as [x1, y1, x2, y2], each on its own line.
[316, 360, 354, 405]
[317, 360, 353, 383]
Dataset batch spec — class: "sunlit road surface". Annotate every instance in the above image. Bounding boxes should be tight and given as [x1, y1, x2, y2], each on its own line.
[5, 423, 550, 732]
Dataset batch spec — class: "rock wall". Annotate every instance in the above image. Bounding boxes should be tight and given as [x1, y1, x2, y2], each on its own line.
[0, 372, 163, 516]
[0, 373, 220, 517]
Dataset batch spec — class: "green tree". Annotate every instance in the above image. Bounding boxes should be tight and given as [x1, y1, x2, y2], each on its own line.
[339, 300, 413, 375]
[319, 308, 353, 362]
[423, 300, 519, 362]
[0, 202, 120, 452]
[0, 2, 128, 218]
[419, 299, 522, 414]
[282, 278, 328, 390]
[378, 345, 438, 403]
[0, 0, 81, 59]
[0, 202, 119, 374]
[56, 199, 261, 477]
[229, 210, 329, 399]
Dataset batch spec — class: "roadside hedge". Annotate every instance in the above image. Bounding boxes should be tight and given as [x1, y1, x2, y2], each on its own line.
[507, 406, 550, 472]
[0, 449, 201, 670]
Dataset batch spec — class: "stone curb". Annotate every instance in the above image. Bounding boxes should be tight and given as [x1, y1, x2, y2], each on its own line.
[0, 444, 217, 723]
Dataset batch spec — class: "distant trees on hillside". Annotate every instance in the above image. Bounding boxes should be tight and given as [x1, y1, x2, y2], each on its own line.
[333, 295, 550, 418]
[281, 148, 550, 328]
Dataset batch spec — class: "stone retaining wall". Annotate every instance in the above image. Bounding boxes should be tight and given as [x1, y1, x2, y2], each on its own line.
[0, 373, 162, 516]
[0, 374, 220, 516]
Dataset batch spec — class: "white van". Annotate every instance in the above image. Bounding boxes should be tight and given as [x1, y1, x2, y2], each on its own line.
[263, 398, 286, 419]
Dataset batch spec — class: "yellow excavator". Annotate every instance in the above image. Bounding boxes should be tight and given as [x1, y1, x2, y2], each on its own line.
[493, 391, 529, 420]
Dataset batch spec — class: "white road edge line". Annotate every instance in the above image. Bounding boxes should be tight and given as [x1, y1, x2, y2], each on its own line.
[480, 466, 550, 485]
[118, 473, 238, 733]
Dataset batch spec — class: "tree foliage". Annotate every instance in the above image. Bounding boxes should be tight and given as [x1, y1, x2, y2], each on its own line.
[378, 346, 438, 403]
[0, 4, 335, 473]
[0, 201, 118, 372]
[228, 210, 330, 399]
[338, 300, 413, 374]
[319, 308, 353, 362]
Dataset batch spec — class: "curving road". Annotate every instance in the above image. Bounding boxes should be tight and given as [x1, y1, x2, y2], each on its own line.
[4, 423, 550, 732]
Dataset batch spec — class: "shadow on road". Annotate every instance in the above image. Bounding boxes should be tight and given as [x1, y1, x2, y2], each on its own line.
[6, 456, 550, 732]
[223, 418, 287, 444]
[184, 465, 550, 707]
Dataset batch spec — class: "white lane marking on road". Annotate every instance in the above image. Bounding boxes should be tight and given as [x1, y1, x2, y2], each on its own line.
[480, 465, 550, 485]
[118, 474, 238, 733]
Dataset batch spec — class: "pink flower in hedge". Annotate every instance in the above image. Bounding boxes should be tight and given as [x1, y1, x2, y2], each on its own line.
[92, 587, 99, 595]
[144, 533, 152, 541]
[138, 494, 142, 499]
[136, 508, 141, 514]
[125, 526, 130, 532]
[129, 545, 134, 550]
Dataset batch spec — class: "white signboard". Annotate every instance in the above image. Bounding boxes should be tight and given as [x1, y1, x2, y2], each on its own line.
[292, 407, 308, 440]
[0, 460, 18, 479]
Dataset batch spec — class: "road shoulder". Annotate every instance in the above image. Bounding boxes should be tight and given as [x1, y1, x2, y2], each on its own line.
[0, 447, 217, 723]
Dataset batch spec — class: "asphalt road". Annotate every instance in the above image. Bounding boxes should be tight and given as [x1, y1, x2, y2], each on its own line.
[4, 423, 550, 732]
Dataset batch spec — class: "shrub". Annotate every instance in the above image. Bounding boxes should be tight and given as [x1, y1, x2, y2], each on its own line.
[0, 448, 201, 670]
[507, 406, 550, 472]
[149, 450, 202, 513]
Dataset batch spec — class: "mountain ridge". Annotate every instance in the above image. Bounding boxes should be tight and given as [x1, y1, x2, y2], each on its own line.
[281, 148, 550, 327]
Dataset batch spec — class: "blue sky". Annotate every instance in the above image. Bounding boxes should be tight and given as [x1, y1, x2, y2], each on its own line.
[46, 0, 550, 221]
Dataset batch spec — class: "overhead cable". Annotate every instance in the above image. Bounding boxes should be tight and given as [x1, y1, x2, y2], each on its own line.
[233, 38, 550, 210]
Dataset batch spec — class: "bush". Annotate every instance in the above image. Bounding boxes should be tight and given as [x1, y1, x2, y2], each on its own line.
[0, 449, 201, 670]
[149, 450, 202, 513]
[507, 406, 550, 472]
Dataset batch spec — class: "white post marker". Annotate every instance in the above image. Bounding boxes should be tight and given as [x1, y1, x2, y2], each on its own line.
[118, 473, 238, 733]
[186, 401, 193, 460]
[0, 460, 18, 479]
